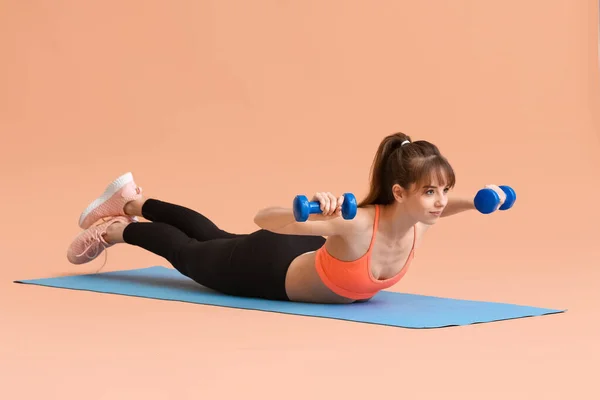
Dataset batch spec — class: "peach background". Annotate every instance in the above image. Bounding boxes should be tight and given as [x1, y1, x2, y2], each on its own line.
[1, 1, 599, 399]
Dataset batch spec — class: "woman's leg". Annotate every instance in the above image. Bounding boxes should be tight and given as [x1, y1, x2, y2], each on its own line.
[124, 197, 242, 242]
[77, 172, 239, 242]
[104, 219, 244, 296]
[104, 220, 326, 301]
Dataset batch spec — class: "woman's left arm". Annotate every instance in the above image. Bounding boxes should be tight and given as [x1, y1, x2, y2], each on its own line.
[440, 194, 476, 217]
[442, 184, 510, 217]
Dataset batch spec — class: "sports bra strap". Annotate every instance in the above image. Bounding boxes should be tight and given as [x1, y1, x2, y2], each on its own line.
[366, 205, 380, 252]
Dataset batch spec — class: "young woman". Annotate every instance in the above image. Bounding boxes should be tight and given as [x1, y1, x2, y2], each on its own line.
[66, 132, 507, 304]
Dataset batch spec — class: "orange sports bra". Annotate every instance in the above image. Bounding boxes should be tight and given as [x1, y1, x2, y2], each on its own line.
[314, 204, 416, 300]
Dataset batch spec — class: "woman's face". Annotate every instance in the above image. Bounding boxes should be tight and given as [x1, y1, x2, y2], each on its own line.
[395, 176, 450, 225]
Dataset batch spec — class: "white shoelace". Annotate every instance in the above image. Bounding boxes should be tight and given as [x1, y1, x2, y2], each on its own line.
[75, 222, 110, 273]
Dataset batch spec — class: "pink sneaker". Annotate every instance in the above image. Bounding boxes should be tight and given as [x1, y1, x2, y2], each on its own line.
[67, 216, 131, 265]
[78, 172, 143, 229]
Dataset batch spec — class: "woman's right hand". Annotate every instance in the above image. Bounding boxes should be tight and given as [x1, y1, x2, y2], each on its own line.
[310, 192, 345, 220]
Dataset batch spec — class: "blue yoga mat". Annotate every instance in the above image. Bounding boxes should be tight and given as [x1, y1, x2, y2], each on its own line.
[15, 266, 565, 329]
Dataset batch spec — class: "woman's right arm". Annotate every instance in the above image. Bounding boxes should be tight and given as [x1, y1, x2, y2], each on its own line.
[253, 192, 366, 237]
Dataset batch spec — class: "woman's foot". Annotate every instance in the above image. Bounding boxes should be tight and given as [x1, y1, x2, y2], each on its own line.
[78, 172, 143, 229]
[123, 197, 146, 218]
[67, 216, 131, 265]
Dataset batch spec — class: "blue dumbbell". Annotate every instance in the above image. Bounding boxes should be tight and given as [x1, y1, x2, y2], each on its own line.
[474, 185, 517, 214]
[293, 193, 358, 222]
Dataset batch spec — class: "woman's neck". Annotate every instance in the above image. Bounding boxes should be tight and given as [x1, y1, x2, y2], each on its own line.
[377, 202, 418, 240]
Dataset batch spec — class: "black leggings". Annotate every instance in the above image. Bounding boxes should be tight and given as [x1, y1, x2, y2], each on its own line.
[122, 198, 326, 301]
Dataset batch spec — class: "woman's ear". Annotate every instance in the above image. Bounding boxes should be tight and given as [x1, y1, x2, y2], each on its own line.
[392, 183, 406, 203]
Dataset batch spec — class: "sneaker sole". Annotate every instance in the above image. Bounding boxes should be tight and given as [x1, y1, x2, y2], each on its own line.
[78, 172, 134, 229]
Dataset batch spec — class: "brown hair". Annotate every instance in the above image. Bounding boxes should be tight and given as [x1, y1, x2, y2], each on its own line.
[358, 132, 456, 207]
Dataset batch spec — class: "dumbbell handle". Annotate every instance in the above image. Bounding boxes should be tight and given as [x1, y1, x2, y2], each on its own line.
[305, 202, 323, 214]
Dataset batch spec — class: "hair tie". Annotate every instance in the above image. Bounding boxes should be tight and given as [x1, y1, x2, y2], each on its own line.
[401, 140, 410, 147]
